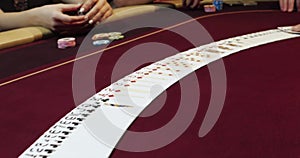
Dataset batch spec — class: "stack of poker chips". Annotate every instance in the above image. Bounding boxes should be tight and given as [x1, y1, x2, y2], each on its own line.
[213, 0, 223, 11]
[204, 5, 216, 12]
[57, 37, 76, 49]
[204, 0, 223, 13]
[92, 32, 124, 46]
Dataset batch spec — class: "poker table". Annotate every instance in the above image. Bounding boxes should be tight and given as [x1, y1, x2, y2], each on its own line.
[1, 1, 300, 158]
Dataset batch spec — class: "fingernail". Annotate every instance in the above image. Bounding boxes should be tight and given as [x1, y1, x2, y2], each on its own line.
[89, 20, 94, 24]
[79, 7, 85, 13]
[78, 8, 85, 16]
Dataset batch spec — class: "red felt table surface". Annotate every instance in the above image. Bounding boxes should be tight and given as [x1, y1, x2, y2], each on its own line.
[1, 3, 300, 158]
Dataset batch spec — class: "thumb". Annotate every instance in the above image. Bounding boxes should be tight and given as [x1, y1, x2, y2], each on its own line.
[292, 24, 300, 32]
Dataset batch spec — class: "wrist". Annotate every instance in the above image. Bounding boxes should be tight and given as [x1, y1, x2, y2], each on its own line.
[23, 9, 38, 26]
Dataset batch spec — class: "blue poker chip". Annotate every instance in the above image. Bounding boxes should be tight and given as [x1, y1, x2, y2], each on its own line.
[213, 0, 223, 11]
[92, 40, 110, 46]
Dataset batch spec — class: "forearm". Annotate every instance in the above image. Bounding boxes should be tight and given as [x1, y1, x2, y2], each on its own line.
[113, 0, 153, 7]
[0, 10, 35, 31]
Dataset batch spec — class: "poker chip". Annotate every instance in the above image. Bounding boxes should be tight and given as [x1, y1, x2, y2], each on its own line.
[204, 5, 216, 12]
[213, 0, 223, 11]
[92, 40, 110, 46]
[57, 37, 76, 49]
[108, 35, 124, 40]
[92, 33, 110, 40]
[108, 32, 122, 36]
[92, 32, 124, 41]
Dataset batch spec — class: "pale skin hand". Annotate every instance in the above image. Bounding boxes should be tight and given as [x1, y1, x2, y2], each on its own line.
[183, 0, 202, 9]
[79, 0, 113, 24]
[0, 0, 154, 31]
[28, 3, 88, 31]
[292, 24, 300, 31]
[279, 0, 300, 32]
[0, 3, 86, 31]
[279, 0, 295, 12]
[70, 0, 153, 24]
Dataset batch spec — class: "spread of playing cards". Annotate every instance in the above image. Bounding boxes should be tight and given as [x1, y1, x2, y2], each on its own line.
[19, 27, 300, 158]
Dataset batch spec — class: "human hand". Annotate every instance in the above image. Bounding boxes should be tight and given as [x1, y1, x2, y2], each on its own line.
[279, 0, 295, 12]
[27, 3, 86, 31]
[292, 24, 300, 32]
[183, 0, 203, 9]
[79, 0, 113, 25]
[280, 0, 300, 33]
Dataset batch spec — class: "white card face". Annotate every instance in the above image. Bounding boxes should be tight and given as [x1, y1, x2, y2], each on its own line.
[278, 26, 300, 34]
[49, 104, 138, 158]
[19, 28, 300, 158]
[49, 123, 114, 158]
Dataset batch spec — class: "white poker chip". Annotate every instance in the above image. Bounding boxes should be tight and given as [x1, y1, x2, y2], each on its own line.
[92, 32, 124, 41]
[108, 35, 125, 40]
[92, 40, 110, 46]
[108, 32, 122, 36]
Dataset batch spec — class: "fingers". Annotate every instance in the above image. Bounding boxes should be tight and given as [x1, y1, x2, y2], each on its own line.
[280, 0, 295, 12]
[292, 24, 300, 32]
[100, 6, 113, 22]
[288, 0, 295, 12]
[85, 0, 105, 24]
[54, 0, 113, 26]
[183, 0, 202, 9]
[54, 13, 85, 23]
[60, 3, 82, 12]
[79, 0, 97, 14]
[85, 0, 113, 24]
[280, 0, 287, 11]
[52, 3, 86, 23]
[183, 0, 192, 7]
[190, 0, 201, 9]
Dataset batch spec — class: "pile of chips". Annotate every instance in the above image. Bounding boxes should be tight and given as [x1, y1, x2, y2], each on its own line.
[57, 37, 76, 49]
[92, 32, 124, 46]
[203, 0, 223, 13]
[213, 0, 223, 11]
[204, 5, 216, 12]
